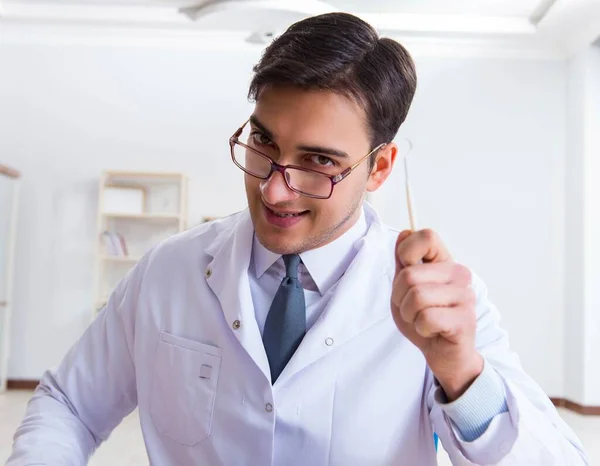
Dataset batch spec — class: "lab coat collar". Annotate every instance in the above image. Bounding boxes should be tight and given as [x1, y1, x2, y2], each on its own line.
[204, 209, 272, 382]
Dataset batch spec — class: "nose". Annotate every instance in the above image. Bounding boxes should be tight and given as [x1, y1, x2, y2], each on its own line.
[260, 170, 300, 204]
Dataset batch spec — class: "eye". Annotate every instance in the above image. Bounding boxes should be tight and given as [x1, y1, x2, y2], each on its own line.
[310, 154, 336, 168]
[250, 131, 273, 147]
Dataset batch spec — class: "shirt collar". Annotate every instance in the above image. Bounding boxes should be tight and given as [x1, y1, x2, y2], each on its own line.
[252, 207, 369, 295]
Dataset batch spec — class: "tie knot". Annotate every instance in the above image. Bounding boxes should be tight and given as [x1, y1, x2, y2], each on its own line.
[283, 254, 301, 279]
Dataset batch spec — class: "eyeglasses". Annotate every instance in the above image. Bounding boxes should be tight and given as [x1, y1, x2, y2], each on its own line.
[229, 119, 386, 199]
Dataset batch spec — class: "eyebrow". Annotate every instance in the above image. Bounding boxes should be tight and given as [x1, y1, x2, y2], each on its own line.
[249, 115, 274, 140]
[296, 144, 349, 159]
[249, 114, 349, 159]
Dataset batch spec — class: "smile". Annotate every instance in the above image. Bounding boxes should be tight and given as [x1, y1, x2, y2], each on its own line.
[262, 202, 308, 228]
[273, 212, 303, 218]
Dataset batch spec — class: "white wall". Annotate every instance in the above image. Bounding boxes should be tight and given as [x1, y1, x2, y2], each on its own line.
[0, 27, 568, 397]
[564, 49, 587, 404]
[371, 56, 566, 397]
[0, 39, 261, 379]
[564, 43, 600, 406]
[583, 43, 600, 406]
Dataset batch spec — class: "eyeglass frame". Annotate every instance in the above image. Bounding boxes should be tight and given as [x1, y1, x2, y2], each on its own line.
[229, 119, 387, 200]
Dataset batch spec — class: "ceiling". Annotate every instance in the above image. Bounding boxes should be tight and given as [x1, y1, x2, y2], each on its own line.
[309, 0, 544, 17]
[4, 0, 550, 17]
[0, 0, 599, 56]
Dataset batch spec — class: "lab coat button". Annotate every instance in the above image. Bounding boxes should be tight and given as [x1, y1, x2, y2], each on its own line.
[205, 268, 212, 278]
[325, 337, 334, 346]
[265, 403, 273, 413]
[232, 320, 241, 330]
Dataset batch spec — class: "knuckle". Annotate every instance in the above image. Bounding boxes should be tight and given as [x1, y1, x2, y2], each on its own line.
[464, 287, 476, 307]
[419, 308, 435, 326]
[408, 285, 426, 309]
[419, 228, 437, 243]
[415, 309, 436, 337]
[461, 264, 473, 282]
[400, 288, 420, 323]
[452, 263, 472, 284]
[398, 266, 417, 287]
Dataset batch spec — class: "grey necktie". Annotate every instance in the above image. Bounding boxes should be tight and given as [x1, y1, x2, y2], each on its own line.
[262, 254, 306, 383]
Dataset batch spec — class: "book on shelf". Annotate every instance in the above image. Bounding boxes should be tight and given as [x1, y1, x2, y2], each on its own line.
[101, 231, 129, 256]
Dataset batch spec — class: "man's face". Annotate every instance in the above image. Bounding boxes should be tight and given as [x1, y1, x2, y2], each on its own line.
[244, 86, 393, 255]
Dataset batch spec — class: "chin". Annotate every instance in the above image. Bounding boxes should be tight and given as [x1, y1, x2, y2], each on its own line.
[255, 228, 304, 255]
[248, 199, 305, 252]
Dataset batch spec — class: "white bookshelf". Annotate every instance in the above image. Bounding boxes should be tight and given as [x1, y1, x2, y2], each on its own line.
[103, 212, 182, 221]
[93, 171, 188, 316]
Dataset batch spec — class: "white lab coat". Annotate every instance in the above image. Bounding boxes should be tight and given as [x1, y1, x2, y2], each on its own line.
[8, 204, 588, 466]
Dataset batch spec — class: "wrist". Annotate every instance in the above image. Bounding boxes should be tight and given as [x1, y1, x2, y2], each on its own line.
[435, 352, 484, 402]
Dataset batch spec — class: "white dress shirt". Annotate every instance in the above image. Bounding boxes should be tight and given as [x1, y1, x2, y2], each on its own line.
[249, 210, 368, 336]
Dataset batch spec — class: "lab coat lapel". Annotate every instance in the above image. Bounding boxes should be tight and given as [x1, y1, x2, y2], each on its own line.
[276, 207, 396, 386]
[204, 210, 271, 382]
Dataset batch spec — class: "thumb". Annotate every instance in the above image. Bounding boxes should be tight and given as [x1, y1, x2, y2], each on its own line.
[395, 230, 413, 272]
[397, 230, 412, 243]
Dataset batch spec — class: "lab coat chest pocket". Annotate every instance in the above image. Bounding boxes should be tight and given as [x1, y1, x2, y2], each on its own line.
[150, 331, 222, 446]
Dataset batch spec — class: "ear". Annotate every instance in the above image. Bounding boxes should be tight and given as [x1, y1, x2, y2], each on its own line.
[366, 142, 397, 193]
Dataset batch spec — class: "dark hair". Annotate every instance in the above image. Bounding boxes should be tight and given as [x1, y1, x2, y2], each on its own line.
[248, 12, 417, 168]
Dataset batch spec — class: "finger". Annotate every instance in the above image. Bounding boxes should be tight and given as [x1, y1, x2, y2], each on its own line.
[396, 229, 451, 267]
[413, 306, 463, 339]
[399, 283, 472, 324]
[392, 262, 458, 309]
[391, 263, 472, 312]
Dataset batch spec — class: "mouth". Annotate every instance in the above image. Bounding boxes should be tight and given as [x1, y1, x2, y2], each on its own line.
[262, 202, 309, 228]
[271, 211, 305, 218]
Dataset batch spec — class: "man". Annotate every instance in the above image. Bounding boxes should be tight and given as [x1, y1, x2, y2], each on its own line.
[8, 12, 588, 466]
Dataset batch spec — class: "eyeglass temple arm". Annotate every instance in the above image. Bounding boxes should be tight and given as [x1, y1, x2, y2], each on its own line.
[231, 119, 250, 140]
[334, 143, 388, 182]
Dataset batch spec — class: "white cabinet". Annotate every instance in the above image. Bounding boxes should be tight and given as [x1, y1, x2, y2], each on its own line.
[0, 165, 20, 392]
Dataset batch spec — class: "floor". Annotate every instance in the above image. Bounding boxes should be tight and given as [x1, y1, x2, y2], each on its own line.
[1, 390, 598, 465]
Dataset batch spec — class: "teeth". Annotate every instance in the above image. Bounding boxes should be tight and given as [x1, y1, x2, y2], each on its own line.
[275, 212, 301, 218]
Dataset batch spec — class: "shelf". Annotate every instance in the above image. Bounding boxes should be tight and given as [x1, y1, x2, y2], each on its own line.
[94, 170, 188, 324]
[102, 212, 181, 221]
[105, 170, 184, 180]
[101, 255, 141, 263]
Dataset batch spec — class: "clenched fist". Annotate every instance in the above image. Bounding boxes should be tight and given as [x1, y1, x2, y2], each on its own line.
[391, 229, 483, 401]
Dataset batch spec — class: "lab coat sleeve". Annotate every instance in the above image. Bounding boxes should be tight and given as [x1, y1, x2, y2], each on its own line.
[428, 271, 590, 466]
[6, 255, 145, 466]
